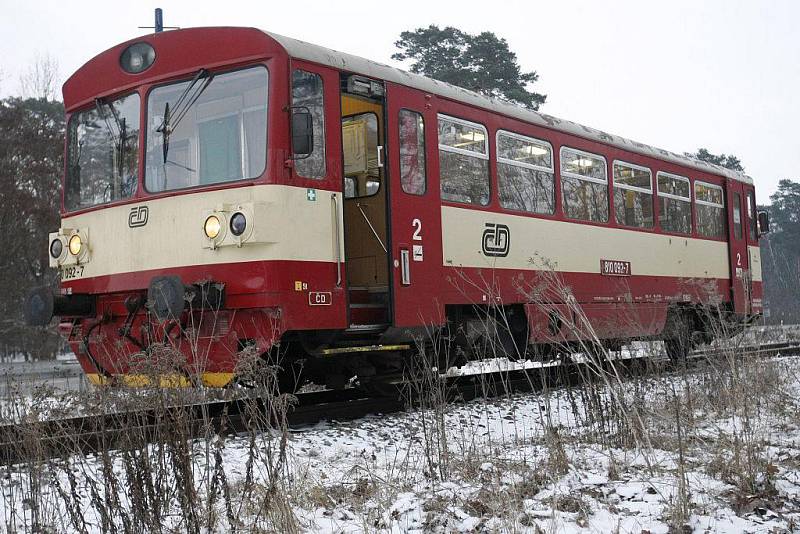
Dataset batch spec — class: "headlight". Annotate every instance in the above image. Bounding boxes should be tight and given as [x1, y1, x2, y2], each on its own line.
[204, 215, 221, 239]
[120, 42, 156, 74]
[230, 212, 247, 236]
[68, 235, 82, 256]
[49, 239, 63, 259]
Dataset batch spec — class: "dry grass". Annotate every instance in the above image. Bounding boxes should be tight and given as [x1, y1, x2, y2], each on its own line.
[2, 264, 799, 532]
[0, 339, 299, 533]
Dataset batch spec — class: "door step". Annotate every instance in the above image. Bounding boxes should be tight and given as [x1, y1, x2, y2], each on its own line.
[315, 343, 410, 356]
[348, 285, 389, 325]
[346, 323, 389, 333]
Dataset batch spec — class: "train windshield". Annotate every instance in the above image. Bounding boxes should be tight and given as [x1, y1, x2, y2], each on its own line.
[65, 93, 140, 211]
[145, 66, 268, 192]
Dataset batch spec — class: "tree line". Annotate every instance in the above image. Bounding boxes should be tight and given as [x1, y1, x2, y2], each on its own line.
[0, 30, 796, 360]
[760, 180, 800, 323]
[1, 98, 64, 360]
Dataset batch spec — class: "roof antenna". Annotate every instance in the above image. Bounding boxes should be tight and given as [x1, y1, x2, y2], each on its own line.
[138, 8, 179, 33]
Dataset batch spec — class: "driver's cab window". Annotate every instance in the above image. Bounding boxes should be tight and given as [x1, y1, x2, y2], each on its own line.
[342, 112, 380, 198]
[292, 70, 326, 179]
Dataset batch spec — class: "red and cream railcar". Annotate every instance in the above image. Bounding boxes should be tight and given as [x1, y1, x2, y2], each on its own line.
[25, 27, 766, 387]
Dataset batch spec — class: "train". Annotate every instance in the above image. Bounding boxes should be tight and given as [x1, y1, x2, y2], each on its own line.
[24, 26, 769, 389]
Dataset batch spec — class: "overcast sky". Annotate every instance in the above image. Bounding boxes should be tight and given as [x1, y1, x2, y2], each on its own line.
[1, 0, 796, 200]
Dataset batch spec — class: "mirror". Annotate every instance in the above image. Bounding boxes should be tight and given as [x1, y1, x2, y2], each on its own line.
[757, 210, 771, 235]
[291, 111, 313, 156]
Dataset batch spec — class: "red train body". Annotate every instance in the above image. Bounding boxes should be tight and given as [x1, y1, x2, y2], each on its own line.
[26, 27, 765, 387]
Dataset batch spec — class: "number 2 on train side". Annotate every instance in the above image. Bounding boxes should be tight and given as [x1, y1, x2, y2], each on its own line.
[412, 218, 422, 241]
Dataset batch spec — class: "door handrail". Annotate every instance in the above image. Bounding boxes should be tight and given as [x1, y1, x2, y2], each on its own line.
[331, 193, 342, 286]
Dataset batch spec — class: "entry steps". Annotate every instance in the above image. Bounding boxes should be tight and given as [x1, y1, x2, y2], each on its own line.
[314, 343, 410, 357]
[348, 286, 389, 328]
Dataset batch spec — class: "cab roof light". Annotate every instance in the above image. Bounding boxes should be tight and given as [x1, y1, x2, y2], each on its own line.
[120, 42, 156, 74]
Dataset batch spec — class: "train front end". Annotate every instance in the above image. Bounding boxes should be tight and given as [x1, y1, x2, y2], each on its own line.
[24, 28, 342, 386]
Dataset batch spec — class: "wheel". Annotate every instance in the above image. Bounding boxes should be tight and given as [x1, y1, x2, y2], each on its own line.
[358, 379, 400, 398]
[663, 310, 694, 363]
[276, 357, 305, 393]
[495, 309, 529, 361]
[496, 325, 524, 360]
[664, 336, 691, 362]
[431, 325, 469, 370]
[235, 346, 305, 394]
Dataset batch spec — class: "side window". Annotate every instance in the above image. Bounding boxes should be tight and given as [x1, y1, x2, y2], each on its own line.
[733, 192, 743, 239]
[747, 191, 757, 240]
[695, 181, 726, 238]
[497, 131, 555, 214]
[438, 114, 489, 205]
[342, 112, 379, 198]
[399, 110, 426, 195]
[657, 172, 691, 235]
[560, 147, 608, 222]
[613, 161, 653, 228]
[292, 70, 326, 179]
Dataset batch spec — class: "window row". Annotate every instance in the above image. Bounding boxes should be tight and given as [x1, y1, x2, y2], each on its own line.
[398, 112, 730, 239]
[289, 78, 732, 241]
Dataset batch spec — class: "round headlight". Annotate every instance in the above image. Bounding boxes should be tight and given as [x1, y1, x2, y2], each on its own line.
[230, 212, 247, 237]
[49, 239, 63, 259]
[204, 215, 221, 239]
[68, 235, 82, 256]
[120, 42, 156, 74]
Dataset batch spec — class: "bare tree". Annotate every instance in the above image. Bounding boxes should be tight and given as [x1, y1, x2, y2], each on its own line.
[19, 53, 60, 101]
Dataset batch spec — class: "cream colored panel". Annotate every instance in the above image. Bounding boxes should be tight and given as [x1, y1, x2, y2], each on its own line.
[441, 206, 730, 279]
[748, 245, 762, 282]
[60, 184, 343, 279]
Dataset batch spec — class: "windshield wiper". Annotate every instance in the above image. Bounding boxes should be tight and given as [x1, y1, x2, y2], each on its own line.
[95, 99, 117, 140]
[94, 98, 127, 179]
[156, 68, 214, 164]
[165, 159, 196, 172]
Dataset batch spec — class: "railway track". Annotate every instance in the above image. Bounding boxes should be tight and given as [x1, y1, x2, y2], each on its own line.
[1, 340, 798, 466]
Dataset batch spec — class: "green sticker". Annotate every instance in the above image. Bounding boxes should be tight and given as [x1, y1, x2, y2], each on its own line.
[307, 188, 317, 201]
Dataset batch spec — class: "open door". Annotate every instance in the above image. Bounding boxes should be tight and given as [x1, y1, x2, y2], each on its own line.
[726, 180, 750, 315]
[744, 187, 761, 314]
[340, 81, 391, 330]
[385, 83, 445, 327]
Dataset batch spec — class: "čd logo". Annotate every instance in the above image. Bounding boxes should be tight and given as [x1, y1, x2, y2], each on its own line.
[128, 206, 149, 228]
[482, 223, 510, 257]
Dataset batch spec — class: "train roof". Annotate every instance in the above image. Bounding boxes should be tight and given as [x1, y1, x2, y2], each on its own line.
[264, 30, 753, 186]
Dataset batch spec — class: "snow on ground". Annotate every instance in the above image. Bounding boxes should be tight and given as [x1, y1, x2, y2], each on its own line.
[3, 351, 800, 532]
[727, 323, 800, 346]
[273, 362, 800, 533]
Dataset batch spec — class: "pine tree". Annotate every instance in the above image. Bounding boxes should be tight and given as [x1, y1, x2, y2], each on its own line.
[392, 25, 546, 110]
[686, 148, 744, 172]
